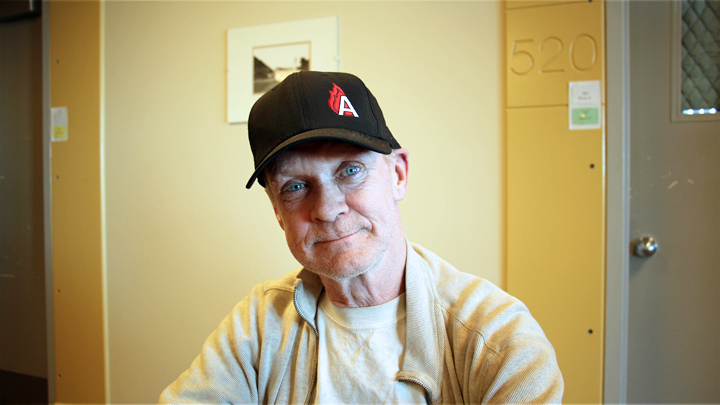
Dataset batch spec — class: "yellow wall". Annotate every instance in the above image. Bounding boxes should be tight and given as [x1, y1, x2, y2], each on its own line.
[100, 2, 503, 401]
[49, 0, 106, 402]
[505, 1, 606, 402]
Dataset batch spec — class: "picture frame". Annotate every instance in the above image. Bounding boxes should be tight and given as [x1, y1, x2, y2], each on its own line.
[227, 16, 339, 124]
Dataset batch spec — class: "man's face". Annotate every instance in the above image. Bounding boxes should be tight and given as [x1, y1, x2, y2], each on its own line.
[264, 141, 409, 281]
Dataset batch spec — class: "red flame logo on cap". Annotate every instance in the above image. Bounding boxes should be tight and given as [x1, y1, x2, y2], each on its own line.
[328, 83, 358, 117]
[328, 83, 345, 114]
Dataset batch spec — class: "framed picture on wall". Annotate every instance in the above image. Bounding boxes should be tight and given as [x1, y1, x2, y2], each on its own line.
[227, 16, 339, 124]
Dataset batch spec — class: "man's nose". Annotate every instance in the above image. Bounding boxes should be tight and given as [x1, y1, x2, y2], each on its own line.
[311, 184, 348, 223]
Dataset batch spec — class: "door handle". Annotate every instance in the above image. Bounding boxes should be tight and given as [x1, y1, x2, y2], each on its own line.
[631, 236, 658, 258]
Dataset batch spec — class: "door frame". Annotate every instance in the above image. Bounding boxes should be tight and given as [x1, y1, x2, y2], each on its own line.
[41, 4, 55, 402]
[604, 0, 630, 403]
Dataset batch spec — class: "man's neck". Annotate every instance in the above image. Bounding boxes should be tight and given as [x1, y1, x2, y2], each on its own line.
[319, 236, 407, 308]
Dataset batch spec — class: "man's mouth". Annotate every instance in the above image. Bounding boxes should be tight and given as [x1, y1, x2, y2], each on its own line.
[315, 230, 360, 244]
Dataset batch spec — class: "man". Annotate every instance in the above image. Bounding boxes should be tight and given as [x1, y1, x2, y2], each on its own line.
[160, 71, 563, 403]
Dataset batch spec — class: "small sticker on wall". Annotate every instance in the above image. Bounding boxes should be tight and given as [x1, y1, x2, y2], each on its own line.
[52, 107, 68, 142]
[569, 81, 601, 130]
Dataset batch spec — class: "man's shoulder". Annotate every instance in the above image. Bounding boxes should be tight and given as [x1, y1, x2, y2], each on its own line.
[408, 241, 550, 347]
[234, 268, 302, 312]
[408, 241, 512, 309]
[244, 267, 322, 323]
[259, 268, 303, 295]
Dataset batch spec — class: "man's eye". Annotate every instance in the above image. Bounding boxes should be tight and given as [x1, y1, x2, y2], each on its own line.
[286, 183, 304, 192]
[344, 166, 360, 176]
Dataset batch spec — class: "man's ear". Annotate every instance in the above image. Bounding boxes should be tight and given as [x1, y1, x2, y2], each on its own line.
[265, 188, 285, 231]
[392, 148, 409, 201]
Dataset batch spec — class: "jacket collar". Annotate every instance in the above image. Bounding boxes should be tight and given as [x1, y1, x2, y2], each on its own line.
[399, 237, 443, 402]
[293, 269, 323, 334]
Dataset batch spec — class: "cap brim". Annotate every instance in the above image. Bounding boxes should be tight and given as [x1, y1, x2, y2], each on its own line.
[245, 128, 393, 189]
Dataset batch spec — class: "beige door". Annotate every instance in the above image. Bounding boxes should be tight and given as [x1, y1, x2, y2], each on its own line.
[627, 1, 720, 402]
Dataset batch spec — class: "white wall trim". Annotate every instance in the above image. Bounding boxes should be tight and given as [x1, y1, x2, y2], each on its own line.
[42, 1, 55, 401]
[604, 0, 630, 403]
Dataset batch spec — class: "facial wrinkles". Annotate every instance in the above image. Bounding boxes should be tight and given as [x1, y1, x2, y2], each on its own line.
[309, 210, 371, 244]
[297, 172, 371, 246]
[267, 143, 397, 262]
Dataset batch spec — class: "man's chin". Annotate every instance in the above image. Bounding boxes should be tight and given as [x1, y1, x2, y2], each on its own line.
[298, 239, 388, 280]
[307, 262, 368, 281]
[302, 253, 378, 281]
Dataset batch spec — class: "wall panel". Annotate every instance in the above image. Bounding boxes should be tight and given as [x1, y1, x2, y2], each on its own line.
[505, 1, 606, 402]
[49, 1, 106, 402]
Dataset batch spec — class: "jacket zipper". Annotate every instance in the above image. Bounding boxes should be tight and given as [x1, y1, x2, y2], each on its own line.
[303, 328, 319, 405]
[294, 292, 320, 405]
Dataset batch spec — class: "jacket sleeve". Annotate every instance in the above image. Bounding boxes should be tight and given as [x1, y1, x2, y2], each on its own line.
[475, 336, 564, 403]
[158, 290, 263, 404]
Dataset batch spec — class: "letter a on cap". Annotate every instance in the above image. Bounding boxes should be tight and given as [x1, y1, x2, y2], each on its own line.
[328, 83, 359, 117]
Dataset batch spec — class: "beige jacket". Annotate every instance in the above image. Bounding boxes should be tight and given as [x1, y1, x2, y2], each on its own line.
[160, 240, 563, 404]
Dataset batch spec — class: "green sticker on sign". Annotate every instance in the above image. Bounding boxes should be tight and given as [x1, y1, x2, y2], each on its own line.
[569, 81, 602, 130]
[572, 108, 599, 125]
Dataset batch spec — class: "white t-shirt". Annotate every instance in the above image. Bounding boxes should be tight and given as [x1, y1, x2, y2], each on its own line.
[312, 292, 427, 404]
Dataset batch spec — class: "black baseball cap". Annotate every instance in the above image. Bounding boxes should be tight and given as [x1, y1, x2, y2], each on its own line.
[246, 71, 401, 188]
